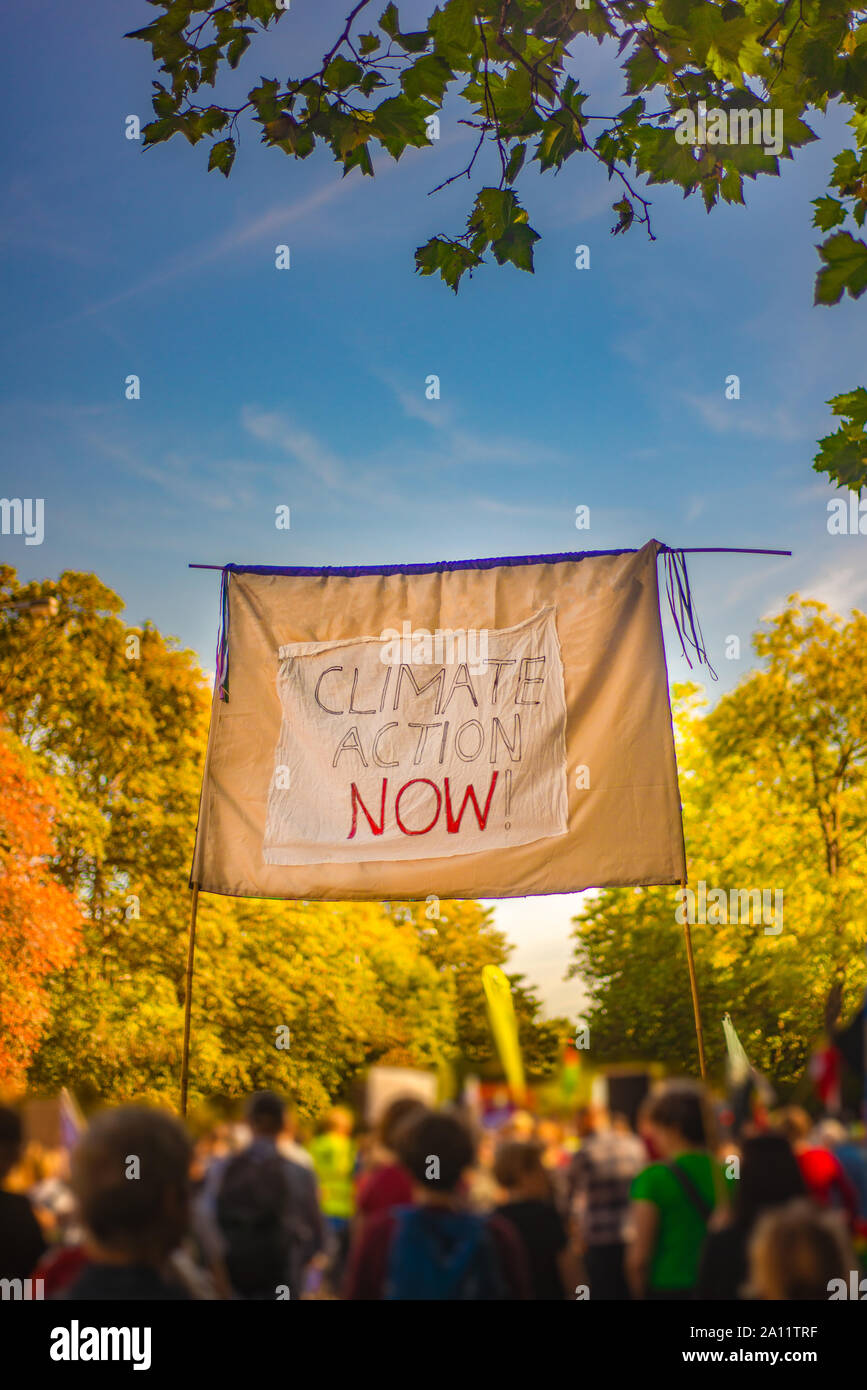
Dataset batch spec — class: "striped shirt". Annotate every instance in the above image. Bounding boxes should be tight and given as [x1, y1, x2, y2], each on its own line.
[569, 1130, 647, 1246]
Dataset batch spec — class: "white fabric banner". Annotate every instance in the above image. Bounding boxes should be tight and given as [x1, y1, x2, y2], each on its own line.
[191, 541, 687, 899]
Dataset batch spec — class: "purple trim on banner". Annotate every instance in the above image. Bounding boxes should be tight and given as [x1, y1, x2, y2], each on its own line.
[212, 540, 715, 700]
[216, 566, 230, 702]
[662, 549, 718, 682]
[221, 546, 647, 579]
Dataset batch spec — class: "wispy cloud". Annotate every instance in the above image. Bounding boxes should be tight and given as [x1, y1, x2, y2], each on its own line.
[787, 560, 867, 616]
[54, 180, 352, 327]
[241, 407, 348, 491]
[83, 431, 252, 513]
[375, 370, 566, 468]
[681, 391, 805, 442]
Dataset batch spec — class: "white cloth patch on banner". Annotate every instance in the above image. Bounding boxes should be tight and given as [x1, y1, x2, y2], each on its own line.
[263, 607, 567, 864]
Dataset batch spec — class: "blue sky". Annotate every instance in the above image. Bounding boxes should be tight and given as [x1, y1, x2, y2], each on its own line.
[3, 1, 866, 1018]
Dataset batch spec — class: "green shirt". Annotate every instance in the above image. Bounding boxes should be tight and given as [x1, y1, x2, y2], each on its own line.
[630, 1152, 732, 1292]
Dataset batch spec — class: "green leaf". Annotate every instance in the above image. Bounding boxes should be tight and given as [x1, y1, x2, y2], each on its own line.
[505, 142, 527, 183]
[401, 53, 454, 104]
[379, 2, 428, 51]
[491, 221, 540, 272]
[635, 126, 704, 192]
[468, 187, 516, 242]
[534, 115, 581, 172]
[360, 71, 388, 95]
[343, 143, 374, 177]
[415, 235, 483, 291]
[227, 27, 253, 68]
[396, 31, 429, 53]
[812, 196, 848, 232]
[831, 148, 862, 195]
[370, 95, 429, 158]
[611, 197, 634, 235]
[262, 113, 315, 157]
[152, 84, 180, 118]
[249, 77, 281, 123]
[428, 0, 478, 69]
[141, 115, 185, 147]
[208, 137, 236, 177]
[830, 386, 867, 429]
[359, 32, 381, 55]
[814, 231, 867, 305]
[813, 390, 867, 489]
[380, 3, 400, 39]
[625, 43, 667, 95]
[324, 56, 363, 91]
[465, 187, 539, 273]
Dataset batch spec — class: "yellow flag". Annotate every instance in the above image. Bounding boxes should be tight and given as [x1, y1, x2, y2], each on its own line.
[482, 964, 526, 1101]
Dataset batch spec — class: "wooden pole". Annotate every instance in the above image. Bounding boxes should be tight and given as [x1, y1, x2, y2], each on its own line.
[180, 883, 200, 1118]
[680, 879, 707, 1081]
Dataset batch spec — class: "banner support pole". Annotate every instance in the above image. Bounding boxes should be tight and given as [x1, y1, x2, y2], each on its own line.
[680, 879, 706, 1080]
[180, 883, 200, 1118]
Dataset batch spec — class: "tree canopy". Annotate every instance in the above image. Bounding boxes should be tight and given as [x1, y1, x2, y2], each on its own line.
[0, 721, 83, 1090]
[570, 597, 867, 1089]
[0, 567, 562, 1113]
[129, 1, 867, 485]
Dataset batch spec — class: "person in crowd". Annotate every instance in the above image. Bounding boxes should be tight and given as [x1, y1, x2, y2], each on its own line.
[748, 1198, 855, 1299]
[505, 1110, 536, 1141]
[344, 1109, 530, 1299]
[696, 1132, 806, 1299]
[493, 1140, 572, 1299]
[62, 1106, 192, 1299]
[29, 1146, 78, 1245]
[812, 1117, 867, 1220]
[310, 1105, 357, 1288]
[626, 1081, 732, 1300]
[197, 1090, 323, 1300]
[0, 1106, 46, 1283]
[534, 1119, 572, 1211]
[568, 1102, 646, 1300]
[779, 1107, 859, 1224]
[356, 1097, 428, 1222]
[278, 1115, 315, 1171]
[464, 1126, 502, 1213]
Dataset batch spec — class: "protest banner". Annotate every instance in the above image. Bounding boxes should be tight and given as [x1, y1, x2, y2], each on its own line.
[180, 540, 789, 1108]
[190, 540, 687, 900]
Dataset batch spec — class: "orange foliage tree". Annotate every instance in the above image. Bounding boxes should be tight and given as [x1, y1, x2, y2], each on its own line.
[0, 722, 82, 1089]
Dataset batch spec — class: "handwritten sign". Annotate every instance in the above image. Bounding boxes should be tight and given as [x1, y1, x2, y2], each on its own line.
[264, 608, 567, 864]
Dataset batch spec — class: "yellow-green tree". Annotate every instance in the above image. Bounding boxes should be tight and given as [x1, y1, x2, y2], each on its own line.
[388, 899, 567, 1080]
[570, 598, 867, 1088]
[0, 568, 460, 1115]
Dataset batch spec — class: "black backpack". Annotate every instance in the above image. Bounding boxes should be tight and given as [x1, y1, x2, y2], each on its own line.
[216, 1148, 293, 1298]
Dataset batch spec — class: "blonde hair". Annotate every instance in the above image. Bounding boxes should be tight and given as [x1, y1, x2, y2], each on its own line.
[749, 1199, 853, 1300]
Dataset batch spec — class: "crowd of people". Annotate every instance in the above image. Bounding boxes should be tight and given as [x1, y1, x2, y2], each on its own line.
[1, 1080, 866, 1301]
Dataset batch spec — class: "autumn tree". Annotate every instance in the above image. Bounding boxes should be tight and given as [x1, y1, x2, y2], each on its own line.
[129, 1, 867, 483]
[0, 568, 473, 1115]
[0, 721, 82, 1089]
[570, 600, 867, 1089]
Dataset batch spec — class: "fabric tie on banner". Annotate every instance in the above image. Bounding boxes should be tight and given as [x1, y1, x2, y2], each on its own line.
[191, 539, 690, 900]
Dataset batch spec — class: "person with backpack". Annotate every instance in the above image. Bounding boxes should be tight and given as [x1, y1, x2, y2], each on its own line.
[197, 1092, 323, 1300]
[626, 1081, 733, 1300]
[343, 1110, 530, 1300]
